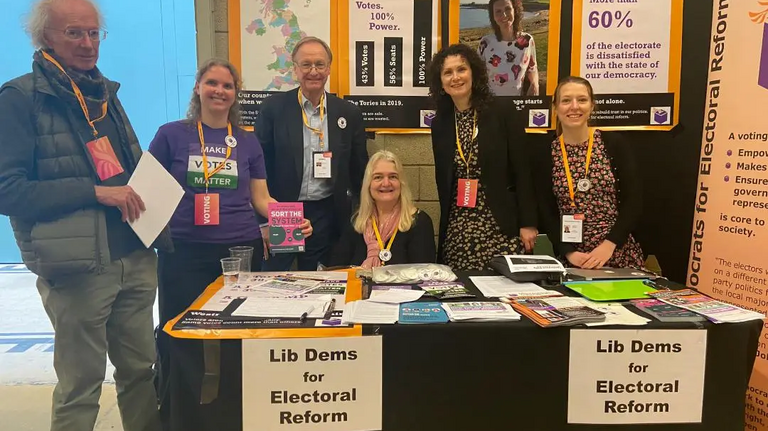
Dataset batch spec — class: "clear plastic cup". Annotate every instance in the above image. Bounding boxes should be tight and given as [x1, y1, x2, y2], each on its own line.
[220, 257, 241, 286]
[229, 246, 254, 272]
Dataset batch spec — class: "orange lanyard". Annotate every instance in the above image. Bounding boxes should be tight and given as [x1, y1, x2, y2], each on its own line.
[298, 89, 325, 150]
[372, 217, 398, 252]
[559, 129, 594, 208]
[42, 51, 108, 137]
[454, 110, 477, 178]
[197, 121, 233, 193]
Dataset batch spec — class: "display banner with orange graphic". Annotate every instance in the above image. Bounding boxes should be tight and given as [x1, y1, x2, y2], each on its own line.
[688, 1, 768, 429]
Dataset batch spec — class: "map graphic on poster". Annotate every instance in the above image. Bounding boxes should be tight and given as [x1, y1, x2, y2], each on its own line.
[235, 0, 332, 126]
[240, 0, 329, 91]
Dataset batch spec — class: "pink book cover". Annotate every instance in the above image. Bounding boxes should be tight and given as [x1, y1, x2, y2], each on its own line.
[268, 202, 305, 253]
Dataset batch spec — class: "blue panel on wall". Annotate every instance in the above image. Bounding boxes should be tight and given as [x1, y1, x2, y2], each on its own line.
[0, 0, 197, 263]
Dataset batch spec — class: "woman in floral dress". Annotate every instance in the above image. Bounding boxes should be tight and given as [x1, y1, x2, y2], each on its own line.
[427, 44, 538, 271]
[533, 76, 645, 269]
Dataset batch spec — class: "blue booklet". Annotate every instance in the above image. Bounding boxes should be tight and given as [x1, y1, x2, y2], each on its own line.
[398, 301, 449, 324]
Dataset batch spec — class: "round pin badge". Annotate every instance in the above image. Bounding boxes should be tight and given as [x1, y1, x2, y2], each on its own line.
[338, 117, 347, 129]
[378, 249, 392, 262]
[577, 178, 591, 192]
[225, 135, 238, 148]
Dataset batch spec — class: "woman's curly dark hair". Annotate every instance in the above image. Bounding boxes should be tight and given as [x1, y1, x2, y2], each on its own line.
[427, 43, 493, 114]
[488, 0, 524, 41]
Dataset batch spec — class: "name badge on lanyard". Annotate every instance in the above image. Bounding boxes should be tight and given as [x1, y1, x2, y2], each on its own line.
[300, 90, 333, 179]
[561, 214, 584, 243]
[455, 110, 478, 208]
[194, 121, 234, 226]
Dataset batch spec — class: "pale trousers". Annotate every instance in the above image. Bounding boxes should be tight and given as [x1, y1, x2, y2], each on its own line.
[36, 248, 161, 431]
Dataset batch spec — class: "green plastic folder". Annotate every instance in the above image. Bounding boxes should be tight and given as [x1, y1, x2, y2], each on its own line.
[563, 279, 657, 302]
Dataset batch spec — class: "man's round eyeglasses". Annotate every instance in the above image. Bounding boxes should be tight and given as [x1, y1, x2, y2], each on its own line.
[297, 62, 328, 72]
[47, 28, 108, 42]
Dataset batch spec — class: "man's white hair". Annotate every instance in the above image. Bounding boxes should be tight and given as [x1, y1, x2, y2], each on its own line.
[26, 0, 104, 49]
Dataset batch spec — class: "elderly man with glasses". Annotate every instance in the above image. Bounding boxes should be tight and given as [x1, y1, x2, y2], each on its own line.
[0, 0, 169, 430]
[256, 36, 369, 270]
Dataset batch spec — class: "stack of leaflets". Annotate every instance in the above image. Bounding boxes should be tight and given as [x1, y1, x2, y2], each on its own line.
[440, 301, 521, 322]
[418, 281, 476, 300]
[510, 297, 606, 327]
[572, 298, 651, 327]
[341, 300, 399, 324]
[631, 298, 706, 323]
[470, 275, 561, 299]
[398, 302, 449, 324]
[650, 289, 764, 323]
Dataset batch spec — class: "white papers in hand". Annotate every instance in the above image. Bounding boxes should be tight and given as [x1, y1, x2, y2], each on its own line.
[127, 152, 183, 248]
[367, 289, 424, 304]
[341, 300, 399, 324]
[470, 276, 555, 298]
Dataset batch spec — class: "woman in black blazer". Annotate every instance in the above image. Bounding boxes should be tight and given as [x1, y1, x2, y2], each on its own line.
[533, 76, 644, 269]
[326, 150, 436, 268]
[427, 43, 538, 271]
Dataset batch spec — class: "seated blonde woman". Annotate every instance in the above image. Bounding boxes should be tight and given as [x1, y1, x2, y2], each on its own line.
[326, 150, 436, 268]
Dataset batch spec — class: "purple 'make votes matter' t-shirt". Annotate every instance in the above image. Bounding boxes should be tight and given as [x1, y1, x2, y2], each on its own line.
[148, 120, 267, 243]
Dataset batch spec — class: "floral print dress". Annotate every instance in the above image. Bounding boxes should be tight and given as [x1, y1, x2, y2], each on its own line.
[550, 130, 645, 269]
[478, 32, 538, 96]
[443, 108, 523, 271]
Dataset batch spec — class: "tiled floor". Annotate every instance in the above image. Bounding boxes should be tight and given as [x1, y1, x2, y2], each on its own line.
[0, 265, 159, 430]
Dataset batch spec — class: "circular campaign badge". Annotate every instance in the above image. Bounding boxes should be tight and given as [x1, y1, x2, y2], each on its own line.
[378, 249, 392, 262]
[577, 178, 591, 192]
[225, 135, 238, 148]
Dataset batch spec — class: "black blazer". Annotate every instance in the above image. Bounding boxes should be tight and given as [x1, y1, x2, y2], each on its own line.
[531, 130, 642, 257]
[325, 210, 436, 267]
[430, 98, 537, 263]
[255, 88, 369, 232]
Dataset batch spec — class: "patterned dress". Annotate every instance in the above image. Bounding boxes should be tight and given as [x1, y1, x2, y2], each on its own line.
[550, 130, 645, 269]
[443, 108, 523, 271]
[478, 32, 538, 96]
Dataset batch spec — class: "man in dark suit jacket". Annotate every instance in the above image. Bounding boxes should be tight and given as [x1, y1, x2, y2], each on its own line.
[256, 36, 368, 270]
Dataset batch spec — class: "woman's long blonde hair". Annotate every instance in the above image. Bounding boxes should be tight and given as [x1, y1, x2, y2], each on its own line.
[353, 150, 418, 233]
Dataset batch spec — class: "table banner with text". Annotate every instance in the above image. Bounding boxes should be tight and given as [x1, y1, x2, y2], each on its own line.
[229, 0, 336, 127]
[457, 0, 562, 130]
[570, 0, 682, 130]
[688, 1, 768, 429]
[337, 0, 441, 132]
[243, 336, 382, 431]
[568, 329, 706, 425]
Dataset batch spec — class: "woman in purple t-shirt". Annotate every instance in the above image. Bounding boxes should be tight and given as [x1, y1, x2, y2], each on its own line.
[148, 58, 312, 415]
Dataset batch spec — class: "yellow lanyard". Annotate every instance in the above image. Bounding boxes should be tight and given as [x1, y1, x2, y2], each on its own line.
[42, 51, 108, 137]
[298, 89, 325, 150]
[559, 128, 594, 208]
[197, 121, 233, 193]
[454, 110, 477, 178]
[372, 217, 398, 254]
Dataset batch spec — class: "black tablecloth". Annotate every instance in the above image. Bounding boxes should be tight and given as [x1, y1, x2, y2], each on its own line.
[167, 272, 761, 431]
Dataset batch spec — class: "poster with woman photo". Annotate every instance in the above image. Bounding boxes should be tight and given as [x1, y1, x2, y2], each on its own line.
[459, 0, 560, 129]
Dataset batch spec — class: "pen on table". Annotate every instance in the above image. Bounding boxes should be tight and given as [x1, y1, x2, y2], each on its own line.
[323, 298, 336, 320]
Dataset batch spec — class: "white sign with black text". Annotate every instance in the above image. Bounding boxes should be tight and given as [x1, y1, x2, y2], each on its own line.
[568, 329, 707, 424]
[242, 336, 382, 431]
